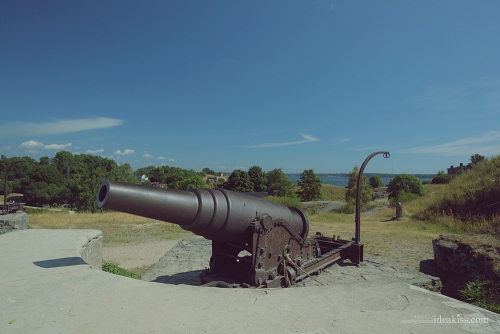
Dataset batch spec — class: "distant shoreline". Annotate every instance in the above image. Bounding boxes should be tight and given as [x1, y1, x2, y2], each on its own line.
[286, 174, 435, 188]
[286, 173, 437, 179]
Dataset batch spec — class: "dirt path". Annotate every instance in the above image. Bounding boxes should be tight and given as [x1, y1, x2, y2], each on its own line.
[103, 240, 180, 270]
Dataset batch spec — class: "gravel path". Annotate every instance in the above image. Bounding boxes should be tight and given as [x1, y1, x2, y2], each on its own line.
[103, 239, 181, 270]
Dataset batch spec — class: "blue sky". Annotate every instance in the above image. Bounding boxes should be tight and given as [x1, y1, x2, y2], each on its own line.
[1, 1, 500, 174]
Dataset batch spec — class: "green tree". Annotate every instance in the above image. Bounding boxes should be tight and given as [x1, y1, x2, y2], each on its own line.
[266, 168, 295, 197]
[19, 165, 68, 207]
[111, 163, 138, 184]
[214, 177, 227, 188]
[223, 170, 254, 192]
[471, 154, 486, 165]
[345, 166, 372, 208]
[175, 174, 207, 190]
[248, 166, 268, 192]
[296, 169, 323, 201]
[39, 156, 50, 165]
[51, 151, 74, 177]
[202, 167, 215, 175]
[369, 175, 384, 188]
[387, 174, 424, 205]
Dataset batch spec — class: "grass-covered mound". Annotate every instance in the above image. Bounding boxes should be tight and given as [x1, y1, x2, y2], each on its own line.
[408, 154, 500, 313]
[414, 154, 500, 233]
[321, 184, 347, 201]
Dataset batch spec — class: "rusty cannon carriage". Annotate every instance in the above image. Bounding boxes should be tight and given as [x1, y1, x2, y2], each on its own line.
[96, 152, 389, 288]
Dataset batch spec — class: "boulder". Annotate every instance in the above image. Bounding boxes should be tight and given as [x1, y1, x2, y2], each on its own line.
[432, 234, 500, 297]
[0, 211, 28, 234]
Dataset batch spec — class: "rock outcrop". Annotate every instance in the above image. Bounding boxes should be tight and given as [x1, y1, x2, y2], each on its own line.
[0, 212, 28, 234]
[432, 233, 500, 297]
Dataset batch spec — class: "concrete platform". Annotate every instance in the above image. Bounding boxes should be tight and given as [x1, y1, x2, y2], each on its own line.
[1, 230, 500, 334]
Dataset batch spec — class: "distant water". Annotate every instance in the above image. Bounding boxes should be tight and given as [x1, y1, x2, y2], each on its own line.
[286, 175, 433, 188]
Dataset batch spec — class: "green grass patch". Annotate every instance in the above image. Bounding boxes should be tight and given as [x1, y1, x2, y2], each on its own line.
[102, 261, 141, 279]
[459, 280, 500, 314]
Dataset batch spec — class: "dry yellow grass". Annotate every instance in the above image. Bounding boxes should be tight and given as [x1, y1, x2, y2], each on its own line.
[28, 211, 194, 246]
[308, 206, 448, 270]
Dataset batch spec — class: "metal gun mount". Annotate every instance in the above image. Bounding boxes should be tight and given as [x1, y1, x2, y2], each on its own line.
[96, 152, 389, 288]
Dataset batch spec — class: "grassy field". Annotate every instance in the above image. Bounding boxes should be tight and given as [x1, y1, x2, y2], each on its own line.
[308, 205, 449, 270]
[28, 211, 194, 246]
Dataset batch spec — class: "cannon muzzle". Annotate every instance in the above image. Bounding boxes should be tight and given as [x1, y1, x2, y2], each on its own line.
[96, 180, 308, 242]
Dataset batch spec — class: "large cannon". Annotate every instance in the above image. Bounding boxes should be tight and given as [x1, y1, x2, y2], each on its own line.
[97, 179, 363, 288]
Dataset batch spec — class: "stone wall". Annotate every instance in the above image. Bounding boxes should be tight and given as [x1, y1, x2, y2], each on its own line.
[432, 234, 500, 297]
[0, 212, 28, 234]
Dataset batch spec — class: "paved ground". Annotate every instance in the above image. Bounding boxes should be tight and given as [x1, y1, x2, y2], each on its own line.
[2, 229, 500, 334]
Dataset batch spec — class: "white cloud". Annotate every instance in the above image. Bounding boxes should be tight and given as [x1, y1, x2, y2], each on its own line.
[44, 143, 72, 150]
[157, 157, 166, 160]
[409, 132, 500, 156]
[20, 140, 45, 149]
[0, 117, 123, 138]
[114, 149, 135, 155]
[143, 153, 153, 158]
[248, 133, 319, 148]
[85, 149, 104, 154]
[168, 158, 174, 162]
[20, 140, 73, 150]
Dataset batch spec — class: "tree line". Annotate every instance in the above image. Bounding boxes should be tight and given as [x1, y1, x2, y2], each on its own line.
[1, 152, 325, 212]
[3, 150, 445, 213]
[1, 152, 139, 211]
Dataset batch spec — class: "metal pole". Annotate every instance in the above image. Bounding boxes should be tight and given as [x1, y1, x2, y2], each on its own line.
[3, 160, 23, 213]
[354, 151, 390, 244]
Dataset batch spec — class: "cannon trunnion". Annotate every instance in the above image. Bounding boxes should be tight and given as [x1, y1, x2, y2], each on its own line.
[97, 180, 363, 288]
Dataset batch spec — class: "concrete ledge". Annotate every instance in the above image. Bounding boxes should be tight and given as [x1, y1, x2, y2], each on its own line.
[1, 229, 500, 334]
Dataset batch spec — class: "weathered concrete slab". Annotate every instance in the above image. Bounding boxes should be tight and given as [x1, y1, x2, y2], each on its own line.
[1, 229, 500, 334]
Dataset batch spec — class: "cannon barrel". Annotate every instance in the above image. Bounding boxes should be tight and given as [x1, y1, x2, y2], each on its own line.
[96, 180, 309, 242]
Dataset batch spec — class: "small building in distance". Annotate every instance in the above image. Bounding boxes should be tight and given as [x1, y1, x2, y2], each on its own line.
[447, 163, 471, 175]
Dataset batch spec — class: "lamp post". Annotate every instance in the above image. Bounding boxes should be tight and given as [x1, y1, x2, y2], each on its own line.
[352, 151, 390, 263]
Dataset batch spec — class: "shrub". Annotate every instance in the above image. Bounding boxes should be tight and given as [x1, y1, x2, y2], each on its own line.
[387, 174, 424, 205]
[459, 280, 500, 314]
[431, 173, 454, 184]
[369, 175, 384, 188]
[336, 203, 355, 214]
